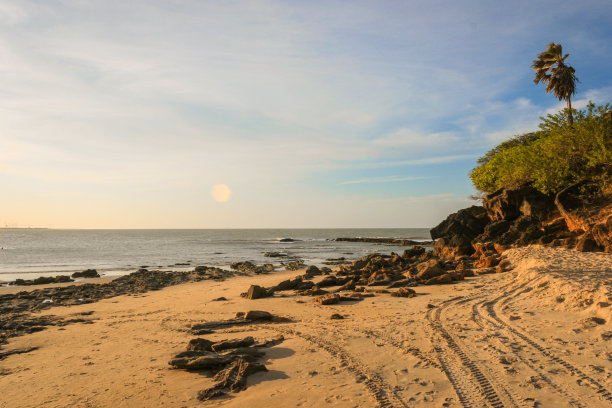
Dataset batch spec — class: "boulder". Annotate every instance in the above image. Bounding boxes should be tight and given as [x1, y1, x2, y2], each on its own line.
[244, 310, 273, 321]
[304, 265, 322, 277]
[245, 285, 270, 300]
[433, 235, 474, 259]
[430, 206, 489, 240]
[315, 294, 340, 305]
[187, 338, 215, 352]
[402, 246, 425, 259]
[424, 274, 454, 285]
[391, 287, 416, 298]
[415, 259, 445, 280]
[71, 269, 100, 279]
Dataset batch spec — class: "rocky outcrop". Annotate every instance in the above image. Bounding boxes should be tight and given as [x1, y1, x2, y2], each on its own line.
[431, 181, 612, 257]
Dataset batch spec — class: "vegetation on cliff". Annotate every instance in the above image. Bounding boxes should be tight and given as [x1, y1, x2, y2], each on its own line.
[470, 102, 612, 195]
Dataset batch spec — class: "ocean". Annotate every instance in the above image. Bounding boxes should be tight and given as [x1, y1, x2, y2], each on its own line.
[0, 228, 431, 282]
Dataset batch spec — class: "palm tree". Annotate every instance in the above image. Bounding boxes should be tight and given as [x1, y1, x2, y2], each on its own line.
[532, 43, 578, 125]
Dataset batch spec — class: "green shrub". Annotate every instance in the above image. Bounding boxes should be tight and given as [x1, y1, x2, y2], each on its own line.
[470, 102, 612, 195]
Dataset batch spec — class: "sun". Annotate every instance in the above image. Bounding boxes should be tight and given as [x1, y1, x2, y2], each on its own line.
[211, 184, 232, 202]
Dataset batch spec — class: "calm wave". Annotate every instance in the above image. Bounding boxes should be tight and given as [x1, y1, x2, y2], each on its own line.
[0, 228, 431, 281]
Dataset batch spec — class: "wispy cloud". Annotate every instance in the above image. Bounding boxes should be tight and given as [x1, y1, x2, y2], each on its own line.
[339, 175, 432, 185]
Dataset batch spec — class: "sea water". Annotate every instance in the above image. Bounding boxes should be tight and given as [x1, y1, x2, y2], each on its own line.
[0, 228, 431, 282]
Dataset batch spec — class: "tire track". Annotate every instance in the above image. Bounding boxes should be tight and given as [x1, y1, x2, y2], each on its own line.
[271, 326, 409, 408]
[471, 299, 587, 408]
[358, 327, 442, 370]
[427, 295, 521, 408]
[480, 279, 612, 405]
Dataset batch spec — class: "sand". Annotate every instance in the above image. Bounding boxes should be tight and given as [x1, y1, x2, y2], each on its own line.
[0, 246, 611, 407]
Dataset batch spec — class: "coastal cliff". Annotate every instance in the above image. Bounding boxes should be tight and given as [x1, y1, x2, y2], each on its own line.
[431, 180, 612, 260]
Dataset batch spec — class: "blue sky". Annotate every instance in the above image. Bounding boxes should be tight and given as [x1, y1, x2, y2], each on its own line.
[1, 0, 611, 228]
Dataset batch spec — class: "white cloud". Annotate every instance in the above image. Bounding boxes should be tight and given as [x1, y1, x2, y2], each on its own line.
[339, 175, 431, 185]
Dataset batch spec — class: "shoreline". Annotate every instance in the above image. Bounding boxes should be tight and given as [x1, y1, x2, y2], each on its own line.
[1, 246, 610, 407]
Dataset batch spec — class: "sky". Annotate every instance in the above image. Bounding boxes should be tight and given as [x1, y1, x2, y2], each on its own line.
[1, 0, 612, 229]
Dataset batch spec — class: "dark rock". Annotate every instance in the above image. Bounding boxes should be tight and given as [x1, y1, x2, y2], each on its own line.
[317, 275, 339, 287]
[474, 255, 500, 268]
[387, 278, 417, 288]
[244, 285, 270, 300]
[423, 274, 454, 285]
[263, 252, 287, 258]
[187, 338, 214, 352]
[415, 259, 445, 280]
[170, 353, 232, 370]
[330, 313, 344, 320]
[402, 246, 425, 259]
[198, 359, 267, 401]
[304, 265, 322, 277]
[71, 269, 100, 279]
[575, 233, 603, 252]
[483, 185, 553, 222]
[430, 206, 489, 241]
[315, 294, 340, 305]
[433, 235, 474, 259]
[295, 281, 315, 290]
[391, 287, 416, 298]
[243, 311, 273, 321]
[211, 337, 255, 352]
[279, 238, 295, 242]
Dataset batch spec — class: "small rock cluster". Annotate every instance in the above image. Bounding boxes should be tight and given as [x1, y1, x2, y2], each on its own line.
[169, 310, 286, 401]
[241, 249, 510, 304]
[230, 261, 275, 274]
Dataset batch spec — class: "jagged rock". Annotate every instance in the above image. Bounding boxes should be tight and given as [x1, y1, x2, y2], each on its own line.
[211, 337, 255, 352]
[367, 272, 392, 286]
[304, 265, 322, 278]
[424, 274, 454, 285]
[575, 233, 602, 252]
[434, 235, 474, 259]
[387, 278, 417, 288]
[484, 185, 553, 222]
[187, 338, 214, 351]
[335, 279, 356, 292]
[591, 215, 612, 252]
[430, 206, 489, 241]
[317, 275, 339, 287]
[338, 293, 363, 301]
[474, 255, 500, 268]
[402, 246, 425, 259]
[555, 180, 594, 232]
[170, 353, 231, 370]
[415, 259, 445, 280]
[197, 359, 267, 401]
[391, 287, 416, 297]
[315, 294, 340, 305]
[244, 285, 270, 300]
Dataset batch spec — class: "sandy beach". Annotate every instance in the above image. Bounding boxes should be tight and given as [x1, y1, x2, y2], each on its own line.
[0, 246, 611, 408]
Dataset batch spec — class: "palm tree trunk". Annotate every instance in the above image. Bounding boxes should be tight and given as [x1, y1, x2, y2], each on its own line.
[567, 98, 573, 125]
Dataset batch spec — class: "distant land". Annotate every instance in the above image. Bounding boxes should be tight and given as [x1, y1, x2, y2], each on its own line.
[1, 227, 49, 230]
